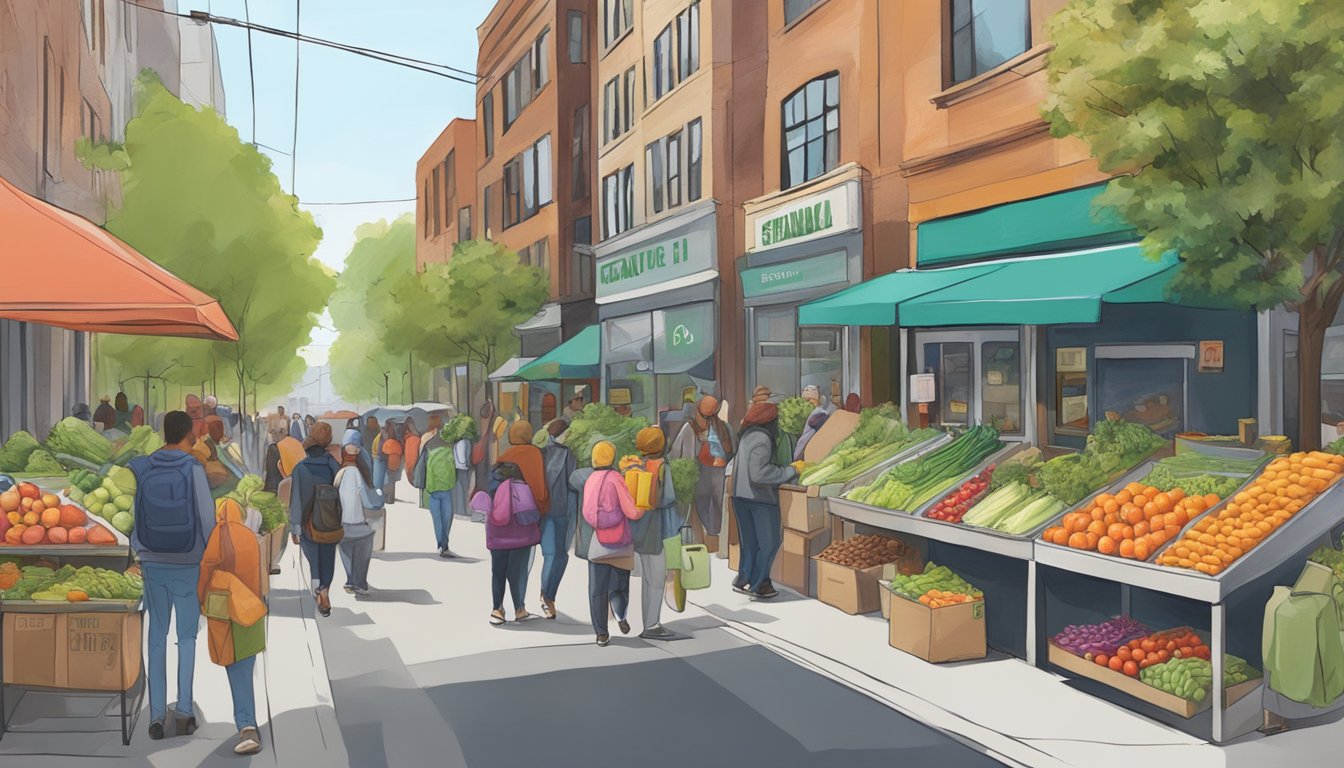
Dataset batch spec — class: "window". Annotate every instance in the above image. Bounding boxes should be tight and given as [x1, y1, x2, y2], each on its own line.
[623, 66, 636, 131]
[431, 165, 442, 235]
[603, 76, 621, 143]
[568, 11, 585, 63]
[781, 72, 840, 188]
[81, 99, 99, 140]
[653, 25, 673, 100]
[1054, 347, 1088, 432]
[687, 118, 702, 201]
[572, 104, 589, 200]
[533, 29, 550, 91]
[423, 179, 431, 238]
[602, 164, 634, 238]
[532, 238, 549, 273]
[42, 40, 61, 179]
[677, 3, 700, 82]
[482, 93, 495, 158]
[785, 0, 824, 25]
[443, 150, 456, 227]
[483, 182, 495, 236]
[458, 207, 472, 240]
[646, 140, 665, 215]
[603, 0, 633, 48]
[948, 0, 1030, 85]
[503, 135, 553, 229]
[666, 131, 682, 209]
[982, 341, 1022, 434]
[502, 29, 550, 131]
[646, 127, 687, 215]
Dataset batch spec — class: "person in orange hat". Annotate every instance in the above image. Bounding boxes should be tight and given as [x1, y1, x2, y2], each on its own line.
[730, 402, 802, 599]
[671, 394, 734, 541]
[626, 425, 678, 640]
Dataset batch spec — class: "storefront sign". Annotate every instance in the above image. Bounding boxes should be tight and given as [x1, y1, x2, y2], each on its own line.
[1198, 340, 1224, 373]
[655, 302, 714, 374]
[740, 251, 848, 299]
[596, 230, 714, 303]
[749, 181, 858, 252]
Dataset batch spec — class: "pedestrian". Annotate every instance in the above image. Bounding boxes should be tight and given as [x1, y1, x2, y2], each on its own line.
[290, 414, 306, 441]
[671, 395, 735, 542]
[581, 441, 645, 646]
[473, 401, 498, 494]
[625, 426, 678, 639]
[563, 394, 586, 421]
[402, 420, 422, 485]
[196, 498, 266, 756]
[538, 419, 576, 619]
[262, 426, 287, 493]
[380, 421, 403, 503]
[288, 422, 343, 617]
[71, 402, 93, 425]
[114, 391, 134, 432]
[420, 414, 477, 557]
[485, 420, 549, 625]
[335, 444, 382, 596]
[129, 410, 216, 740]
[363, 416, 380, 455]
[93, 395, 116, 431]
[191, 415, 232, 490]
[304, 414, 317, 436]
[730, 401, 802, 599]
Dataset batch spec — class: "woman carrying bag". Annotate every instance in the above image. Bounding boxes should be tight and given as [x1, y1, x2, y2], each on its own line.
[336, 444, 383, 596]
[198, 498, 267, 756]
[582, 441, 646, 647]
[478, 420, 549, 626]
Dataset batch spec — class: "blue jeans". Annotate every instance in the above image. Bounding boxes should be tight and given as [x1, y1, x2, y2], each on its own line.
[372, 458, 387, 490]
[491, 547, 531, 611]
[733, 497, 782, 589]
[142, 563, 201, 722]
[298, 533, 337, 590]
[587, 561, 631, 636]
[225, 655, 257, 730]
[539, 513, 571, 601]
[429, 491, 453, 550]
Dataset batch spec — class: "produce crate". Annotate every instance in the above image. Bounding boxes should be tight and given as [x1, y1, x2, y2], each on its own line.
[2, 603, 143, 691]
[781, 492, 828, 533]
[814, 558, 885, 615]
[778, 528, 831, 597]
[889, 590, 987, 663]
[1047, 641, 1261, 718]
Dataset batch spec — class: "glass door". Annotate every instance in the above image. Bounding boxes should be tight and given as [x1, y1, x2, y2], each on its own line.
[914, 329, 1025, 437]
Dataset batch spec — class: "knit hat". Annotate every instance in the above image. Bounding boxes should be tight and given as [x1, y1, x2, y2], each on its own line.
[696, 395, 720, 419]
[752, 385, 773, 404]
[591, 440, 616, 469]
[741, 402, 779, 429]
[508, 420, 534, 446]
[636, 426, 665, 455]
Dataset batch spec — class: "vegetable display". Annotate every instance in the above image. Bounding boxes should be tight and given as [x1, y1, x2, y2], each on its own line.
[0, 563, 142, 601]
[23, 449, 64, 475]
[988, 447, 1041, 491]
[44, 417, 114, 466]
[0, 431, 43, 473]
[845, 425, 1002, 511]
[1037, 453, 1108, 506]
[798, 405, 935, 486]
[66, 466, 137, 536]
[1, 481, 120, 545]
[563, 404, 646, 468]
[925, 468, 993, 523]
[1140, 655, 1251, 701]
[224, 474, 289, 534]
[888, 563, 982, 604]
[1041, 483, 1216, 560]
[109, 425, 164, 466]
[816, 534, 910, 570]
[960, 483, 1067, 535]
[1106, 628, 1211, 678]
[1138, 451, 1265, 500]
[1051, 616, 1150, 658]
[1087, 418, 1166, 475]
[1158, 451, 1344, 575]
[777, 397, 813, 439]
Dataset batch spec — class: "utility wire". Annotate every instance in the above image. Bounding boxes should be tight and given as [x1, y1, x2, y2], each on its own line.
[291, 0, 300, 194]
[300, 197, 416, 206]
[243, 0, 256, 144]
[119, 0, 478, 83]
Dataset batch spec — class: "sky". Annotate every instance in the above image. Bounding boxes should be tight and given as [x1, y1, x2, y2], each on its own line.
[175, 0, 496, 364]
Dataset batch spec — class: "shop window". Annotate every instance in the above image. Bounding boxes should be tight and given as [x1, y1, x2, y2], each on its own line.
[947, 0, 1030, 85]
[1096, 353, 1186, 438]
[1054, 347, 1088, 432]
[482, 93, 494, 158]
[605, 303, 715, 426]
[800, 326, 843, 401]
[781, 72, 839, 189]
[457, 206, 472, 241]
[785, 0, 824, 26]
[602, 164, 633, 238]
[603, 0, 633, 49]
[923, 342, 972, 427]
[687, 118, 702, 201]
[568, 11, 585, 63]
[604, 313, 654, 421]
[755, 306, 799, 398]
[982, 341, 1022, 434]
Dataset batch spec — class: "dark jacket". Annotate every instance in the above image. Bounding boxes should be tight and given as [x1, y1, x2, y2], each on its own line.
[730, 426, 798, 505]
[287, 446, 341, 537]
[541, 439, 577, 525]
[568, 466, 596, 559]
[262, 442, 283, 493]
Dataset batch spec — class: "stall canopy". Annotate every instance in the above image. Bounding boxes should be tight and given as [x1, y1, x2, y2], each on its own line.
[488, 357, 535, 381]
[796, 264, 1000, 326]
[515, 324, 600, 381]
[0, 175, 238, 340]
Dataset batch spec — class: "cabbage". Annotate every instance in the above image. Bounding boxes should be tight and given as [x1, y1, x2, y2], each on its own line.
[45, 418, 113, 464]
[0, 431, 43, 472]
[24, 449, 65, 475]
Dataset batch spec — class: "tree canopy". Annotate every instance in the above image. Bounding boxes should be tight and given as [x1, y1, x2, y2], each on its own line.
[85, 72, 331, 413]
[1043, 0, 1344, 447]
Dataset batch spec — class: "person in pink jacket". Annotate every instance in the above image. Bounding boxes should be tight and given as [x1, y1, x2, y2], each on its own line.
[581, 441, 645, 646]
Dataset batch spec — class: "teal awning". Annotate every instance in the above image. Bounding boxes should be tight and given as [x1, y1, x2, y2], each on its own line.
[899, 244, 1177, 327]
[796, 263, 1001, 326]
[515, 324, 601, 381]
[916, 183, 1135, 267]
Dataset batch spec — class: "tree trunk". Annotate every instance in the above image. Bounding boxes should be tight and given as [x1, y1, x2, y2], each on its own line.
[1297, 295, 1339, 452]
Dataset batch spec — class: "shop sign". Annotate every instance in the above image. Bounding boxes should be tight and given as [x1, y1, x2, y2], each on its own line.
[654, 303, 714, 374]
[750, 181, 858, 252]
[596, 230, 714, 302]
[741, 251, 848, 299]
[1198, 340, 1224, 373]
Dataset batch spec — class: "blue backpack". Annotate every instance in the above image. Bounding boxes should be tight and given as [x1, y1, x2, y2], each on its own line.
[130, 455, 200, 553]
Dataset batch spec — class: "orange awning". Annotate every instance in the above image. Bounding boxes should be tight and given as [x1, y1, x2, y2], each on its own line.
[0, 175, 238, 341]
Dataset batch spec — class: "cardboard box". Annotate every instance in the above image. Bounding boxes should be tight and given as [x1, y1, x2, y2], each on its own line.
[64, 612, 142, 691]
[268, 527, 287, 569]
[830, 514, 855, 543]
[888, 593, 987, 663]
[780, 410, 861, 497]
[1047, 642, 1262, 718]
[814, 558, 885, 615]
[3, 612, 60, 686]
[779, 528, 832, 596]
[782, 491, 827, 532]
[879, 581, 892, 620]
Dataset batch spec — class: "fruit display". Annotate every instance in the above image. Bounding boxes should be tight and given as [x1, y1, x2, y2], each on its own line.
[1104, 628, 1211, 678]
[66, 466, 136, 536]
[816, 534, 911, 570]
[0, 430, 43, 472]
[799, 404, 938, 486]
[925, 467, 994, 523]
[44, 417, 113, 465]
[1051, 616, 1150, 658]
[1042, 483, 1217, 560]
[1139, 655, 1252, 701]
[845, 425, 1003, 511]
[0, 563, 142, 602]
[1157, 451, 1344, 575]
[1, 481, 121, 546]
[888, 563, 983, 604]
[959, 482, 1067, 535]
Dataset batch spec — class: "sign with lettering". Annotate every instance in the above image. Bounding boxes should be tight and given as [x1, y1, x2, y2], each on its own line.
[596, 229, 714, 302]
[750, 181, 858, 251]
[654, 302, 714, 374]
[740, 251, 848, 299]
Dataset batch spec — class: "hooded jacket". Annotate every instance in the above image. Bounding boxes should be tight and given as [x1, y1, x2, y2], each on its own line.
[197, 499, 266, 666]
[540, 435, 577, 524]
[730, 426, 798, 505]
[130, 449, 217, 565]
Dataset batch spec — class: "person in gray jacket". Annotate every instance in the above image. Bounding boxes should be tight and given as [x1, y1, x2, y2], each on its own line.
[628, 426, 678, 639]
[538, 419, 577, 618]
[730, 402, 800, 599]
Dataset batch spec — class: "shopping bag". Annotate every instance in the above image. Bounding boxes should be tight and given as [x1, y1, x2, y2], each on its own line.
[679, 544, 711, 590]
[204, 591, 231, 621]
[663, 523, 694, 571]
[232, 617, 266, 662]
[664, 568, 687, 613]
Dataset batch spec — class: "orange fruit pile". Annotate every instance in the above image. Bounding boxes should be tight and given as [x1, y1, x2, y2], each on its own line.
[916, 589, 980, 608]
[1042, 483, 1218, 561]
[1158, 451, 1344, 575]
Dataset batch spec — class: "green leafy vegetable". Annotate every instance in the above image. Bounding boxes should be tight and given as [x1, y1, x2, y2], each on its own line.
[439, 414, 479, 444]
[563, 403, 646, 468]
[0, 431, 44, 472]
[1038, 453, 1108, 506]
[670, 458, 699, 510]
[110, 425, 164, 465]
[777, 397, 813, 438]
[45, 417, 113, 465]
[24, 449, 65, 475]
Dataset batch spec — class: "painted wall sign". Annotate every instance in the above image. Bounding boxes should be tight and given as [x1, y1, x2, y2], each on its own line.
[748, 180, 859, 252]
[740, 251, 848, 299]
[595, 229, 714, 302]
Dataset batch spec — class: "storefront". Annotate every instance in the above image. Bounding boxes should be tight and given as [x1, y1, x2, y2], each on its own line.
[740, 173, 863, 402]
[595, 202, 719, 433]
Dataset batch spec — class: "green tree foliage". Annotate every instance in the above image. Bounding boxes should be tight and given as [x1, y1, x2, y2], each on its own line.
[1043, 0, 1344, 448]
[328, 216, 421, 405]
[85, 72, 330, 414]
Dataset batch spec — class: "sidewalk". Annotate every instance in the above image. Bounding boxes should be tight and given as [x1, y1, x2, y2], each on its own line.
[0, 544, 347, 768]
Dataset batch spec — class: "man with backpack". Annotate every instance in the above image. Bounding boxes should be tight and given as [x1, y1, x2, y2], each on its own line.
[130, 411, 217, 740]
[288, 422, 344, 617]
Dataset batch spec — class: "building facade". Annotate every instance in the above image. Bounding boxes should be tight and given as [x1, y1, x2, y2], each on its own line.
[739, 0, 905, 409]
[415, 118, 478, 269]
[591, 0, 766, 430]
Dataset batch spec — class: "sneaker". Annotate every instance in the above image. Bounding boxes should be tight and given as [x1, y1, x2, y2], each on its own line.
[342, 584, 355, 594]
[618, 619, 631, 635]
[234, 727, 262, 755]
[148, 718, 166, 740]
[175, 714, 198, 736]
[439, 548, 456, 559]
[596, 634, 611, 647]
[752, 582, 779, 600]
[489, 609, 506, 626]
[353, 587, 370, 597]
[639, 625, 676, 641]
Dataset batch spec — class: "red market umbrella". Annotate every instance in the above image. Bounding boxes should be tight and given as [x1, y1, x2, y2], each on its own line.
[0, 174, 238, 341]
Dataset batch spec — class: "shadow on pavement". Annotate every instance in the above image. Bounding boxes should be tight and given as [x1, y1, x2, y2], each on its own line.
[697, 603, 781, 624]
[351, 588, 440, 605]
[502, 617, 595, 636]
[373, 551, 484, 564]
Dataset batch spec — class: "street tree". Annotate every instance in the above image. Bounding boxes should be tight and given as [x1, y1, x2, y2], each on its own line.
[1043, 0, 1344, 449]
[83, 72, 330, 416]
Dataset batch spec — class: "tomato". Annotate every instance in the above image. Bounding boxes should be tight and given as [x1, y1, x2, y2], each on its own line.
[1116, 647, 1131, 662]
[1141, 639, 1156, 653]
[1123, 660, 1139, 677]
[1094, 654, 1110, 668]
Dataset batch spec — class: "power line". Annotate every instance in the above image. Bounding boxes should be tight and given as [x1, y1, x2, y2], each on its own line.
[300, 197, 416, 206]
[119, 0, 478, 84]
[243, 0, 256, 144]
[291, 0, 300, 195]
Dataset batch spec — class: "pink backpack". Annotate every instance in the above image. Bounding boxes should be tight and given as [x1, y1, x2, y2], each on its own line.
[586, 470, 632, 547]
[488, 479, 540, 527]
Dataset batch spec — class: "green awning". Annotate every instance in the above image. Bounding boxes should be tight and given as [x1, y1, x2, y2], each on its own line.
[515, 324, 601, 381]
[796, 263, 1003, 326]
[899, 244, 1177, 327]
